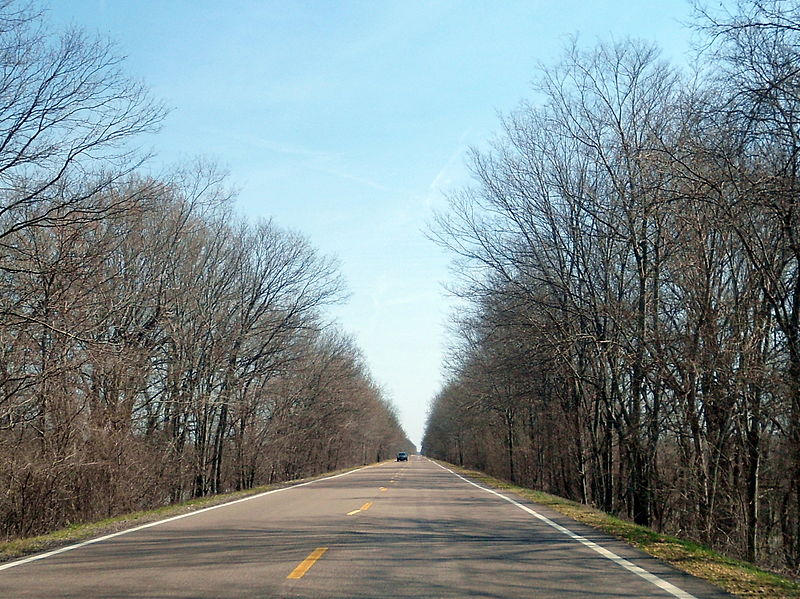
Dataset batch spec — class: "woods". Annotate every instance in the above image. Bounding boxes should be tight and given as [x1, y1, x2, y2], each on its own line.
[423, 0, 800, 575]
[0, 3, 411, 541]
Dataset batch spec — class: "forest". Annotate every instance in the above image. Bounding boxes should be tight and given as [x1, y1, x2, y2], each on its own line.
[423, 0, 800, 575]
[0, 2, 412, 540]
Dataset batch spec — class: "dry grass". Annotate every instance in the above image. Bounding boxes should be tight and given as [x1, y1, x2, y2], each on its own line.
[445, 463, 800, 599]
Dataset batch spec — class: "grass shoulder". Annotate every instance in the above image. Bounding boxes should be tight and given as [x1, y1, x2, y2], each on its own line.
[439, 461, 800, 599]
[0, 464, 368, 565]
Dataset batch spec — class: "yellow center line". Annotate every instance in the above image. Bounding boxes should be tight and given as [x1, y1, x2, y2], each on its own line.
[287, 547, 328, 580]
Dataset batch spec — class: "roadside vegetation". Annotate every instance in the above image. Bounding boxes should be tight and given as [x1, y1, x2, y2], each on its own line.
[0, 1, 413, 545]
[424, 0, 800, 580]
[446, 463, 800, 599]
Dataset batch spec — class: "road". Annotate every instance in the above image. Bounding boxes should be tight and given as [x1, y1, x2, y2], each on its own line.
[0, 455, 732, 598]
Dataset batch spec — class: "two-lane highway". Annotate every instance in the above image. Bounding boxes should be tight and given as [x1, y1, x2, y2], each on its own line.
[0, 456, 733, 598]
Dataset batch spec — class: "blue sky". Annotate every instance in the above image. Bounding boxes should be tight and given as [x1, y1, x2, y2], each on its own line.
[48, 1, 696, 448]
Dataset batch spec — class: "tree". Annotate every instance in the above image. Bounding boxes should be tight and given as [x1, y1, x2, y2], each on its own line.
[0, 2, 165, 245]
[426, 13, 800, 571]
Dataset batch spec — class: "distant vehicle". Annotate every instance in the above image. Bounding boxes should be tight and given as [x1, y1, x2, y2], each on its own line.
[396, 452, 408, 461]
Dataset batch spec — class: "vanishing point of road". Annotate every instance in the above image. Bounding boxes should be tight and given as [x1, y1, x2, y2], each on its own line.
[0, 456, 733, 598]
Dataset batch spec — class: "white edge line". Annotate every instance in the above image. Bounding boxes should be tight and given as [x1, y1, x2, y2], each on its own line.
[0, 465, 371, 572]
[429, 459, 699, 599]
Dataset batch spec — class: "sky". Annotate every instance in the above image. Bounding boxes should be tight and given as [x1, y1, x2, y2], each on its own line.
[47, 0, 697, 449]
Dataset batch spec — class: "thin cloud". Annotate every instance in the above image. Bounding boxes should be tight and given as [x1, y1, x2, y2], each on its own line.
[310, 163, 403, 194]
[230, 131, 404, 194]
[426, 129, 471, 208]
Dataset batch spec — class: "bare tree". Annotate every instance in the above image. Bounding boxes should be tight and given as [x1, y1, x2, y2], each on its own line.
[426, 14, 800, 573]
[0, 1, 412, 543]
[0, 3, 164, 246]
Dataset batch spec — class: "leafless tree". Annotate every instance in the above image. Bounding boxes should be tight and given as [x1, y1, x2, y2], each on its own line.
[425, 10, 800, 573]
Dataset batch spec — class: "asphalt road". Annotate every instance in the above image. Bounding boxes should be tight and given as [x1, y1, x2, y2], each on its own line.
[0, 455, 733, 598]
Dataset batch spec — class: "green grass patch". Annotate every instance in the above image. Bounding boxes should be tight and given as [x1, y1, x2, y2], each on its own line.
[0, 465, 366, 565]
[442, 462, 800, 599]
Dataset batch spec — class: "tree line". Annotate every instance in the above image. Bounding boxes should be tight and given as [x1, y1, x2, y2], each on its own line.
[423, 0, 800, 575]
[0, 2, 412, 540]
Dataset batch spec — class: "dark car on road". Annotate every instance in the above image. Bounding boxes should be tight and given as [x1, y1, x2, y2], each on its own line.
[396, 452, 408, 461]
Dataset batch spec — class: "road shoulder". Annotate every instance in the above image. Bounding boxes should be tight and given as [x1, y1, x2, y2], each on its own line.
[431, 459, 795, 599]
